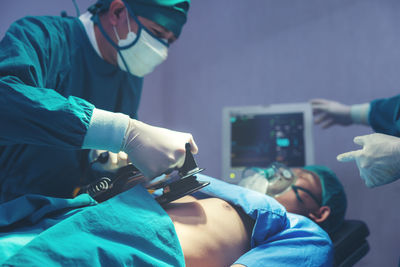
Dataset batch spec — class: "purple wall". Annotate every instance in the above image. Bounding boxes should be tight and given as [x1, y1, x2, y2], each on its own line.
[2, 0, 399, 266]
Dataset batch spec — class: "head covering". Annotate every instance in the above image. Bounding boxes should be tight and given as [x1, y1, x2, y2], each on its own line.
[303, 165, 347, 235]
[88, 0, 190, 38]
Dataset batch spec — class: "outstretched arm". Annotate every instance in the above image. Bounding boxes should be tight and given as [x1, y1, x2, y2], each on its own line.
[232, 214, 333, 266]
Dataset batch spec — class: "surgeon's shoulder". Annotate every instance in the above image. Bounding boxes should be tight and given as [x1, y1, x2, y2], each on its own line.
[11, 16, 61, 32]
[5, 15, 84, 56]
[8, 16, 80, 42]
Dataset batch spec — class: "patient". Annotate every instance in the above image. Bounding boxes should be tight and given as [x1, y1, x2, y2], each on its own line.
[0, 164, 343, 266]
[72, 158, 346, 266]
[161, 164, 346, 267]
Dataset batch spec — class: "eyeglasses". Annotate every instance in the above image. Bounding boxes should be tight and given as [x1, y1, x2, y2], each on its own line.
[291, 185, 321, 207]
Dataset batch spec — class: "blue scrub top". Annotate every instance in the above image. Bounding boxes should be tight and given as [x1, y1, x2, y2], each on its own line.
[0, 16, 143, 202]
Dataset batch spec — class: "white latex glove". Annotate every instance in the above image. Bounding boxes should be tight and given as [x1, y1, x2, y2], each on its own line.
[310, 99, 352, 128]
[89, 150, 130, 173]
[337, 133, 400, 188]
[121, 119, 198, 179]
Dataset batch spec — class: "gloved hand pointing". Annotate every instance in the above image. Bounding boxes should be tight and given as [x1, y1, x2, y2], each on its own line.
[310, 99, 352, 128]
[121, 119, 198, 179]
[337, 133, 400, 188]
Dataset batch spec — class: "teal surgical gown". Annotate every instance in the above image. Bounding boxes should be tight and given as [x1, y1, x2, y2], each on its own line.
[0, 15, 143, 202]
[0, 15, 146, 260]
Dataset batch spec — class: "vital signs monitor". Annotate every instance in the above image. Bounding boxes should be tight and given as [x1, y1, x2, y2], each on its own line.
[222, 103, 314, 184]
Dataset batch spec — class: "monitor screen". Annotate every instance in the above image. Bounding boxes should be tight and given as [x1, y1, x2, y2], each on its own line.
[231, 112, 305, 168]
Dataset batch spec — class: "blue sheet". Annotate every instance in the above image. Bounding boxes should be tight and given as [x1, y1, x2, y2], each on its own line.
[0, 186, 184, 266]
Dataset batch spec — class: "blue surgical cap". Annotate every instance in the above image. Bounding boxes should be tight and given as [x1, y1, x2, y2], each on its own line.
[89, 0, 190, 38]
[303, 165, 347, 234]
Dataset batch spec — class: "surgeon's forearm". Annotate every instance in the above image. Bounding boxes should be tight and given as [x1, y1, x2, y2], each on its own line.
[82, 108, 130, 152]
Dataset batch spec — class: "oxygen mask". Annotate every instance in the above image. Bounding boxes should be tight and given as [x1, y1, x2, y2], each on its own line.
[238, 162, 297, 197]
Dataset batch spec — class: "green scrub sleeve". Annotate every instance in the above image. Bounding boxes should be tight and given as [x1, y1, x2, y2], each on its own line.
[0, 76, 94, 149]
[369, 95, 400, 136]
[82, 108, 130, 153]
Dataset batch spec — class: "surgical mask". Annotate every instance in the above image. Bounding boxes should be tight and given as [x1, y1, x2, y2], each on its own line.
[113, 10, 168, 77]
[238, 162, 297, 197]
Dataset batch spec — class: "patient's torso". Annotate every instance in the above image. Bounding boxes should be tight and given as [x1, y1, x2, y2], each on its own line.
[164, 196, 253, 267]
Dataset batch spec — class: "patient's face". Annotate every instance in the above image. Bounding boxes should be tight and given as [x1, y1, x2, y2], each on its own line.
[274, 168, 322, 217]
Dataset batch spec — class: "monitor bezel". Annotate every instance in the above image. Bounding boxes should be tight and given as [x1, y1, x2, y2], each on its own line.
[222, 103, 315, 184]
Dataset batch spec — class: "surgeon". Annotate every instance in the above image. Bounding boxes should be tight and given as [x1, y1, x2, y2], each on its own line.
[311, 97, 400, 188]
[0, 0, 196, 212]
